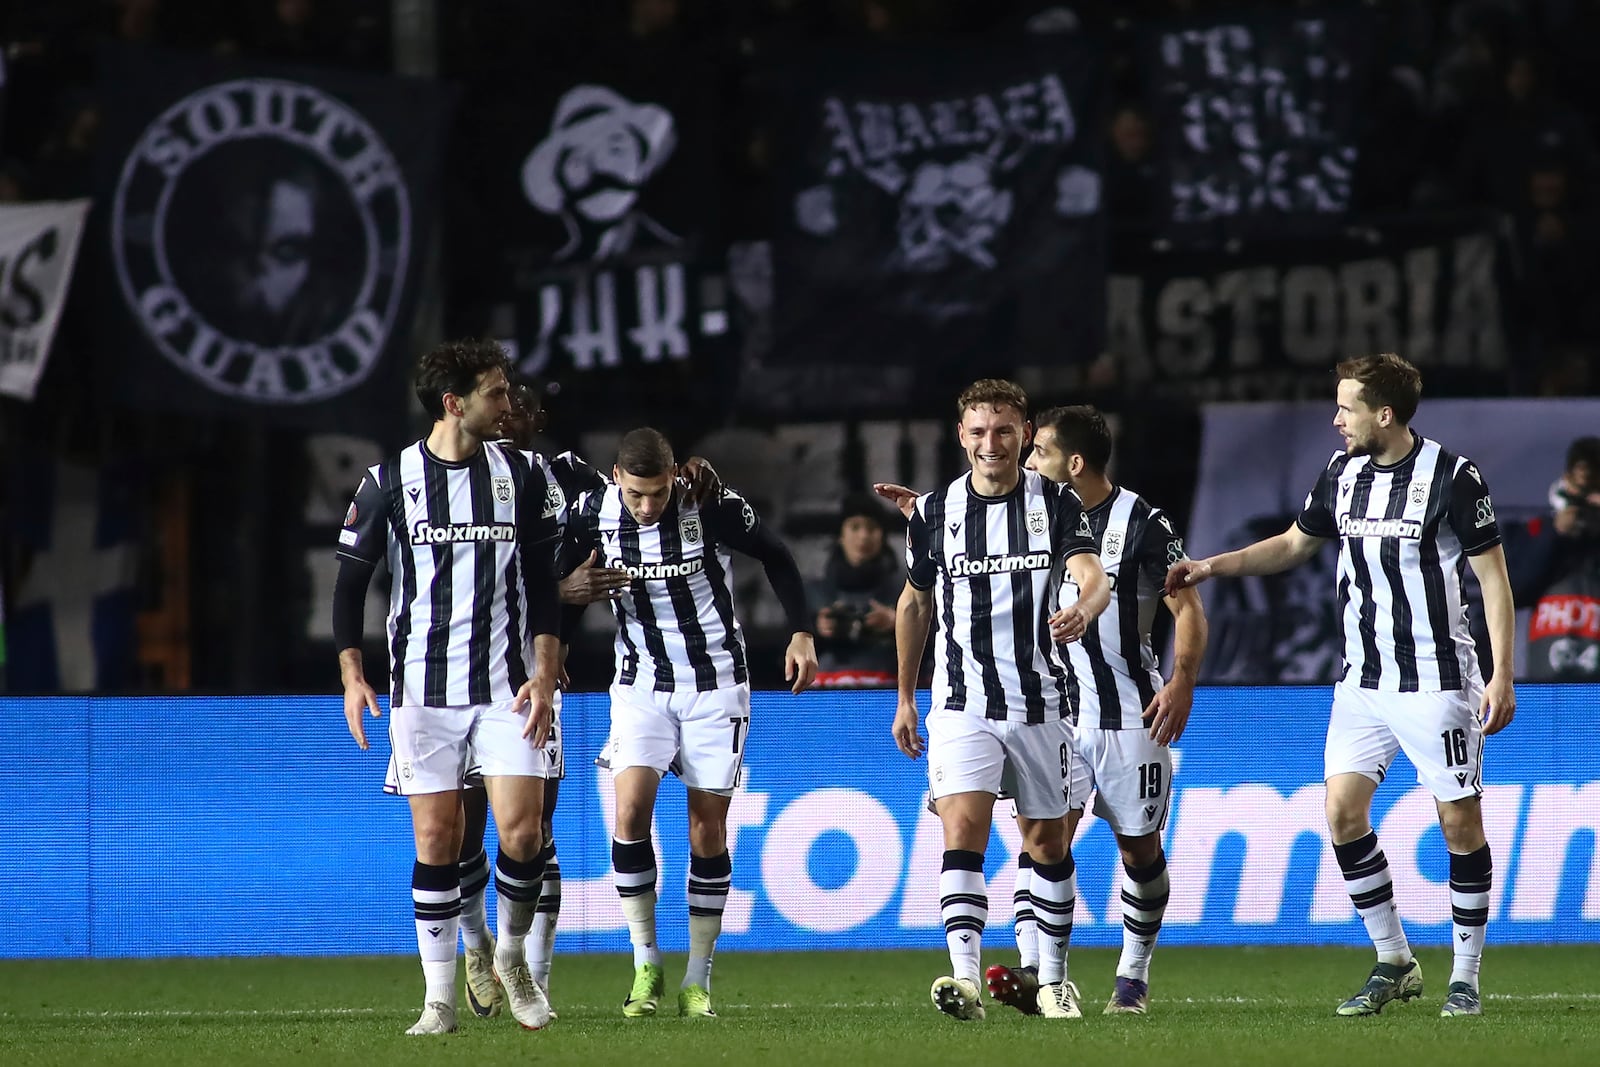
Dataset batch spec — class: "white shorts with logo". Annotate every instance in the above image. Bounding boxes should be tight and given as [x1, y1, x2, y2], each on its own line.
[384, 695, 557, 796]
[1325, 680, 1485, 802]
[926, 706, 1074, 820]
[598, 682, 751, 794]
[1070, 725, 1171, 837]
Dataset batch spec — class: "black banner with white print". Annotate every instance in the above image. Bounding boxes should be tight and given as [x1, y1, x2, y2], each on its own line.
[763, 40, 1106, 399]
[1105, 213, 1513, 404]
[456, 64, 729, 388]
[1140, 8, 1370, 244]
[0, 200, 91, 401]
[94, 45, 450, 434]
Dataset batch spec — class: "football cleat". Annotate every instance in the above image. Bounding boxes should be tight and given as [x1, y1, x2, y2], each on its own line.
[984, 963, 1042, 1015]
[1440, 982, 1482, 1017]
[1104, 976, 1149, 1015]
[463, 944, 503, 1018]
[930, 976, 987, 1022]
[678, 984, 717, 1018]
[1335, 958, 1423, 1017]
[404, 1000, 458, 1035]
[1036, 980, 1083, 1019]
[493, 957, 553, 1030]
[622, 962, 666, 1018]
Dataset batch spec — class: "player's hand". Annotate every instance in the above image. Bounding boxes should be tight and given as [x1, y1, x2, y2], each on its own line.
[892, 701, 924, 759]
[1143, 681, 1194, 745]
[1164, 558, 1213, 597]
[560, 550, 630, 604]
[873, 482, 918, 520]
[1048, 605, 1091, 644]
[515, 677, 556, 748]
[785, 632, 818, 694]
[1480, 675, 1516, 736]
[680, 456, 722, 505]
[864, 600, 896, 633]
[342, 675, 380, 751]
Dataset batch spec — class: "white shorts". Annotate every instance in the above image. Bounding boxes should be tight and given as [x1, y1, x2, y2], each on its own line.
[1325, 681, 1485, 802]
[1071, 725, 1171, 837]
[384, 697, 556, 796]
[463, 690, 565, 786]
[926, 706, 1074, 820]
[599, 682, 751, 794]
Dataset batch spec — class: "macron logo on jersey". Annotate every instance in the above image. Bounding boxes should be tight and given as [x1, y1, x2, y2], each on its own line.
[410, 521, 518, 545]
[949, 551, 1052, 577]
[1338, 516, 1422, 539]
[626, 559, 705, 580]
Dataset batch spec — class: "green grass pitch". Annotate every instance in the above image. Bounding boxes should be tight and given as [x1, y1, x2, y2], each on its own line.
[3, 947, 1597, 1066]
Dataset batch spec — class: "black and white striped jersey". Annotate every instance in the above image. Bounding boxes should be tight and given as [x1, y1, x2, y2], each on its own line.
[906, 469, 1098, 723]
[1296, 432, 1502, 692]
[564, 485, 766, 693]
[531, 449, 606, 561]
[337, 440, 561, 707]
[1057, 486, 1188, 730]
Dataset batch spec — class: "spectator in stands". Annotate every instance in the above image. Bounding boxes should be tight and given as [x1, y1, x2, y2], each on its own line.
[1503, 436, 1600, 679]
[1105, 101, 1157, 225]
[809, 492, 902, 688]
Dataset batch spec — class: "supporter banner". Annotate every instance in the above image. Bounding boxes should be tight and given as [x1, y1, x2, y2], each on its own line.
[0, 200, 90, 401]
[1187, 398, 1600, 684]
[765, 41, 1105, 391]
[5, 686, 1598, 957]
[95, 45, 449, 432]
[1141, 9, 1369, 241]
[1108, 214, 1511, 404]
[476, 68, 728, 378]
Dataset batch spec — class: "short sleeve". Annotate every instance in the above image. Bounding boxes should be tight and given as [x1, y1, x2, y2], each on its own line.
[1447, 459, 1501, 555]
[335, 470, 388, 565]
[905, 499, 937, 590]
[1296, 459, 1339, 539]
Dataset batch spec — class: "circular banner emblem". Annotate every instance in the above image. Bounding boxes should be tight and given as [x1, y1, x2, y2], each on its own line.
[112, 78, 411, 403]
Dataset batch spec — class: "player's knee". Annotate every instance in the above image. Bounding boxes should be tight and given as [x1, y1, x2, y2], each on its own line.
[497, 822, 544, 862]
[1118, 833, 1162, 868]
[1437, 795, 1485, 849]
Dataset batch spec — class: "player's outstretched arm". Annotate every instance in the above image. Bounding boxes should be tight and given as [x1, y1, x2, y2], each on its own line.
[1146, 585, 1208, 745]
[893, 581, 933, 759]
[1467, 545, 1517, 735]
[873, 482, 918, 520]
[1164, 522, 1325, 597]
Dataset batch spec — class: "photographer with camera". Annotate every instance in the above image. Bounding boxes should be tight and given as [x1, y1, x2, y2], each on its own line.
[809, 493, 903, 688]
[1506, 436, 1600, 679]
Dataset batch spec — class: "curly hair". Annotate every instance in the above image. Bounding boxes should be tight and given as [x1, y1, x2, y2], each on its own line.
[414, 339, 511, 421]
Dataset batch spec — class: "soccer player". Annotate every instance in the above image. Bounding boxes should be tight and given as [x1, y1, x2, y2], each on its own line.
[892, 379, 1109, 1021]
[561, 427, 817, 1019]
[451, 380, 725, 1020]
[1167, 353, 1516, 1018]
[334, 340, 563, 1035]
[990, 405, 1205, 1016]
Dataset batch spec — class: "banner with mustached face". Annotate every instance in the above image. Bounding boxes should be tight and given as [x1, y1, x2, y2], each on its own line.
[95, 45, 449, 434]
[763, 42, 1105, 400]
[456, 65, 727, 393]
